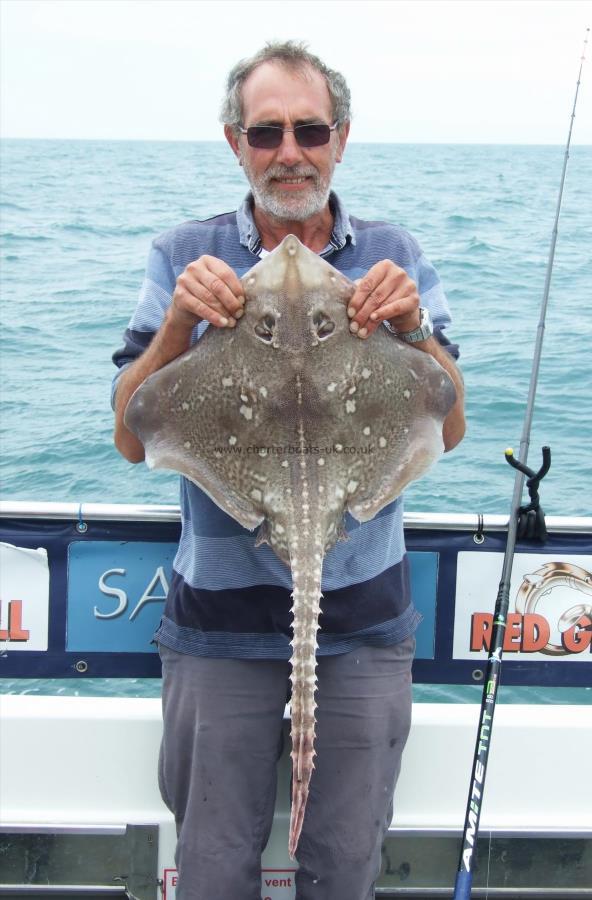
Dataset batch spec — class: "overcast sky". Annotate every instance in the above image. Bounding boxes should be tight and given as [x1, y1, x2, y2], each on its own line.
[1, 0, 590, 144]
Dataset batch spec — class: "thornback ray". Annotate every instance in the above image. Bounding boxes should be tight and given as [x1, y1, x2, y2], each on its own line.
[124, 234, 456, 858]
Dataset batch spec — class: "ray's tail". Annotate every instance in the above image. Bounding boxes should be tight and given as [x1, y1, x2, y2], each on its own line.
[287, 529, 324, 859]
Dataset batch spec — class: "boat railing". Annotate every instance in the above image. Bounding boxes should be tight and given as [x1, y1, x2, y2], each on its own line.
[1, 499, 591, 531]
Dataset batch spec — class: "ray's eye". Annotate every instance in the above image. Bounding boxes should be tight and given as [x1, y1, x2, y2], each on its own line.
[313, 311, 335, 340]
[255, 313, 276, 343]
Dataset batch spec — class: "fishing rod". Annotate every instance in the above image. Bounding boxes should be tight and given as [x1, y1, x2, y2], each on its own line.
[453, 28, 589, 900]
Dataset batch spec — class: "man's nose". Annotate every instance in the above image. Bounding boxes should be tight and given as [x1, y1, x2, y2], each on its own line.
[275, 130, 305, 166]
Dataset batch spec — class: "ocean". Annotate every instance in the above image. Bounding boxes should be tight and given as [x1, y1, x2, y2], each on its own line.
[1, 139, 590, 703]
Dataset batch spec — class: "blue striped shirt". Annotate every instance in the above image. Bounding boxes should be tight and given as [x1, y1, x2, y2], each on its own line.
[112, 192, 458, 659]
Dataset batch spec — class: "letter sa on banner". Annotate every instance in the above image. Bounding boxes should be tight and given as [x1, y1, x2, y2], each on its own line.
[163, 868, 297, 899]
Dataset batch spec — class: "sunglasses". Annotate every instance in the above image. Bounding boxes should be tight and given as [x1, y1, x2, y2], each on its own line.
[238, 122, 338, 150]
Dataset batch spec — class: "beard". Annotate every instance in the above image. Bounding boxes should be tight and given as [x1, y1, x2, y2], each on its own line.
[241, 158, 336, 223]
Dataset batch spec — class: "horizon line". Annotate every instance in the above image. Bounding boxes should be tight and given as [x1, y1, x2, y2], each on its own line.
[1, 136, 591, 147]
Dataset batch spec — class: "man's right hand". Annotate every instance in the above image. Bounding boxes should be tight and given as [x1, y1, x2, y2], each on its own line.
[171, 255, 245, 329]
[114, 255, 245, 463]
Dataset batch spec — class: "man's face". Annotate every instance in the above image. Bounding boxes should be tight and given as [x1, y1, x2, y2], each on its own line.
[229, 61, 349, 222]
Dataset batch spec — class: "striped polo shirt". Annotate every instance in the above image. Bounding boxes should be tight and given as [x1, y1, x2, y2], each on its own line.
[112, 192, 459, 659]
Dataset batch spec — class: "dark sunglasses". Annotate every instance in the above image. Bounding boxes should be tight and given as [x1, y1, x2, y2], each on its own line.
[238, 122, 338, 150]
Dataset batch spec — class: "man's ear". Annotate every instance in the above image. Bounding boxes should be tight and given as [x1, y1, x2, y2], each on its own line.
[335, 121, 351, 164]
[225, 125, 241, 163]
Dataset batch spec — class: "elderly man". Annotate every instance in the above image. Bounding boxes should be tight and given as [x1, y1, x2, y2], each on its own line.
[113, 40, 464, 900]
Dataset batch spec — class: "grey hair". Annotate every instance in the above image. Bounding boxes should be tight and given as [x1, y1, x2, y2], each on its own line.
[220, 40, 352, 132]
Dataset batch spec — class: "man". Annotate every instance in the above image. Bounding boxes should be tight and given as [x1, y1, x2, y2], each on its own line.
[113, 41, 464, 900]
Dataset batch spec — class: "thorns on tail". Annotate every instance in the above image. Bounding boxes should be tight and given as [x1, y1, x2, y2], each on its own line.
[286, 527, 324, 857]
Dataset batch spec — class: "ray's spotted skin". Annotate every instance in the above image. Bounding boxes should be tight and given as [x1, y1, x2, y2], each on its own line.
[125, 235, 456, 856]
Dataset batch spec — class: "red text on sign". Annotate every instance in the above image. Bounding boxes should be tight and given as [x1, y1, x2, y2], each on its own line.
[0, 600, 30, 642]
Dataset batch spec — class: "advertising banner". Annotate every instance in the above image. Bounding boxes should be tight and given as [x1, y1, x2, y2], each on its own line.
[64, 542, 438, 657]
[453, 552, 592, 661]
[0, 542, 50, 652]
[67, 541, 177, 652]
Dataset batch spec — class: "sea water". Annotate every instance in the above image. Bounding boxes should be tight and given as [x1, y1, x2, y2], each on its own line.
[1, 139, 590, 702]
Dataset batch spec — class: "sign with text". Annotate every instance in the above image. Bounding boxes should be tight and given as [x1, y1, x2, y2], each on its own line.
[67, 541, 177, 652]
[0, 542, 50, 652]
[454, 552, 592, 661]
[261, 870, 297, 900]
[162, 868, 297, 899]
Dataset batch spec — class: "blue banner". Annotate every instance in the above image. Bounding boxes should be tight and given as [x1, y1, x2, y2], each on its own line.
[408, 551, 438, 660]
[67, 541, 177, 652]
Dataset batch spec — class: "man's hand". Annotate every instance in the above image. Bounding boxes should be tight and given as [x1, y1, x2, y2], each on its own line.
[114, 254, 245, 462]
[347, 260, 420, 339]
[345, 259, 465, 451]
[171, 255, 245, 329]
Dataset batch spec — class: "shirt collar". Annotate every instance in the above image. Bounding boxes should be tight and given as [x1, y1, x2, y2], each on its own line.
[236, 190, 356, 256]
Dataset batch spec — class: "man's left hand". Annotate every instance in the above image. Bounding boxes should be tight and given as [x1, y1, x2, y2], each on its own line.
[347, 260, 420, 339]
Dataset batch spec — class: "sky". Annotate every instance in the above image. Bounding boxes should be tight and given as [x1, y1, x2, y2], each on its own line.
[0, 0, 590, 144]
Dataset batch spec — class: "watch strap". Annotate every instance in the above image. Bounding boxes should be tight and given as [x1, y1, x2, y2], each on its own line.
[386, 306, 433, 343]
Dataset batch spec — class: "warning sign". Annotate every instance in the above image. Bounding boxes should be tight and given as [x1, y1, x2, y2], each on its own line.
[163, 870, 177, 899]
[261, 870, 297, 900]
[163, 868, 297, 899]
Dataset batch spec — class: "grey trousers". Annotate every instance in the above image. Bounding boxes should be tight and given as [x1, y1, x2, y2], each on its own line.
[158, 637, 414, 900]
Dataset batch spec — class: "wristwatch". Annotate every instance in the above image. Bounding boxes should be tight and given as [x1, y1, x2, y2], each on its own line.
[384, 306, 433, 343]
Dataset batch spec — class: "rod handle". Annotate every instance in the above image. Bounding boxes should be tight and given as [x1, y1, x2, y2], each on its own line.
[453, 870, 472, 900]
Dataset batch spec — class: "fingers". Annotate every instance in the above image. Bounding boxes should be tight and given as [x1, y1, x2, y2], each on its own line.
[172, 255, 245, 329]
[200, 256, 245, 316]
[348, 261, 420, 338]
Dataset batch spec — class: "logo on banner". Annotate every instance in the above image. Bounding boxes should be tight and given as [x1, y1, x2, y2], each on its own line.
[0, 543, 50, 652]
[454, 553, 592, 661]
